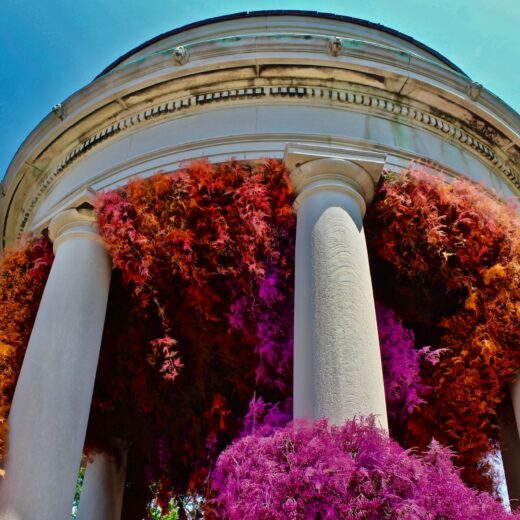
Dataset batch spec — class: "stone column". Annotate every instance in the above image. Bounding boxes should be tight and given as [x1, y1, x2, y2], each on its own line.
[77, 447, 128, 520]
[285, 145, 388, 428]
[0, 208, 111, 520]
[500, 378, 520, 508]
[510, 378, 520, 441]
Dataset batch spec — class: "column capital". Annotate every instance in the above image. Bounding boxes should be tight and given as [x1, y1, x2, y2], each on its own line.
[48, 207, 103, 252]
[284, 144, 387, 215]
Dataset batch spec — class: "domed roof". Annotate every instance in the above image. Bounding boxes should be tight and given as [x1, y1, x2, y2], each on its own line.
[97, 10, 467, 78]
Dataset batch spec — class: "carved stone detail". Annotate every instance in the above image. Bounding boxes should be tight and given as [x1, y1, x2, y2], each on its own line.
[172, 46, 189, 65]
[52, 103, 65, 121]
[467, 81, 483, 101]
[328, 37, 342, 57]
[16, 84, 520, 237]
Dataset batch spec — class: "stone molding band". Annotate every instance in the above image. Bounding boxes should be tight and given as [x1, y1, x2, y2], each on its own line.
[15, 84, 520, 238]
[111, 32, 460, 77]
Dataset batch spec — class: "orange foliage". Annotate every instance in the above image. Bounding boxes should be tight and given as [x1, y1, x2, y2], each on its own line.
[0, 238, 53, 463]
[367, 166, 520, 491]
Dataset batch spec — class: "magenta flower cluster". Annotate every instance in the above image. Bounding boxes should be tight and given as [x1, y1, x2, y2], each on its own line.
[376, 303, 431, 422]
[211, 417, 515, 519]
[239, 396, 292, 437]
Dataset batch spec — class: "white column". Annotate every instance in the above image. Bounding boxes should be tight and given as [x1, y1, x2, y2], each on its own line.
[500, 378, 520, 507]
[286, 145, 388, 428]
[0, 208, 111, 520]
[77, 448, 127, 520]
[510, 378, 520, 441]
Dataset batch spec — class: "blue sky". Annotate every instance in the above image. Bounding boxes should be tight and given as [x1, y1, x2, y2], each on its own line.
[1, 0, 519, 178]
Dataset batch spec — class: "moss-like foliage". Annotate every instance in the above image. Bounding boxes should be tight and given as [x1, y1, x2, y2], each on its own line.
[211, 417, 516, 519]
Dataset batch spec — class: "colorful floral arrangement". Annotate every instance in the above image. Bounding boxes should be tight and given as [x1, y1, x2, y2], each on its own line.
[0, 159, 518, 517]
[375, 302, 432, 435]
[0, 238, 53, 464]
[88, 159, 295, 514]
[366, 166, 520, 490]
[210, 417, 516, 519]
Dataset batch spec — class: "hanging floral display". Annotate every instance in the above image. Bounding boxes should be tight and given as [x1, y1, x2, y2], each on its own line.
[0, 238, 53, 464]
[88, 159, 295, 513]
[210, 417, 517, 519]
[366, 166, 520, 490]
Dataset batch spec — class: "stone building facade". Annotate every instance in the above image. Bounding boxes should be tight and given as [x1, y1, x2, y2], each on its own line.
[0, 11, 519, 519]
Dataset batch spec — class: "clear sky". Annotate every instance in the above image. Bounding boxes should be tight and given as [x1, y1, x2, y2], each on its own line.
[1, 0, 519, 178]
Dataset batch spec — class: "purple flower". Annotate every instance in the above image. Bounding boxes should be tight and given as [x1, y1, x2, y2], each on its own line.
[376, 303, 433, 421]
[240, 396, 292, 437]
[211, 417, 516, 519]
[258, 271, 282, 304]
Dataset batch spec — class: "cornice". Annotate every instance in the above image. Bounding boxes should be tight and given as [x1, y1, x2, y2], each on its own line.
[3, 31, 519, 187]
[12, 84, 518, 234]
[2, 29, 520, 246]
[98, 12, 466, 76]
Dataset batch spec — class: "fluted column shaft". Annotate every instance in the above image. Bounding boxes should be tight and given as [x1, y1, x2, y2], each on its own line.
[287, 147, 388, 428]
[0, 208, 111, 520]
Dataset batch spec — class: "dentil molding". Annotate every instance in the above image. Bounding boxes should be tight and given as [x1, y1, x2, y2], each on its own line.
[2, 18, 519, 246]
[14, 83, 520, 239]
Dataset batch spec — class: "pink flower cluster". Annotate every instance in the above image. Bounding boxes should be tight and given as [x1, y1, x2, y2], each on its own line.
[211, 417, 515, 519]
[376, 303, 432, 423]
[239, 396, 292, 437]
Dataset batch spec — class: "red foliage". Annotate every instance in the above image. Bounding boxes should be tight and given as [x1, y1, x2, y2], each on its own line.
[92, 161, 519, 501]
[0, 238, 53, 464]
[89, 159, 295, 506]
[0, 160, 516, 511]
[366, 166, 520, 491]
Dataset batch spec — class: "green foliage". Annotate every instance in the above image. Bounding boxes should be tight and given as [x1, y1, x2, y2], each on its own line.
[70, 461, 85, 520]
[147, 499, 179, 520]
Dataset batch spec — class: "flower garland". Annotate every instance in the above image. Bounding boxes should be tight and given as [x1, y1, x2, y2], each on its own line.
[210, 417, 516, 519]
[366, 166, 520, 490]
[0, 238, 53, 464]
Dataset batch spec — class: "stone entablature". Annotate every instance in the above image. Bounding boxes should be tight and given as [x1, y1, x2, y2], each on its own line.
[1, 12, 519, 248]
[1, 13, 520, 518]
